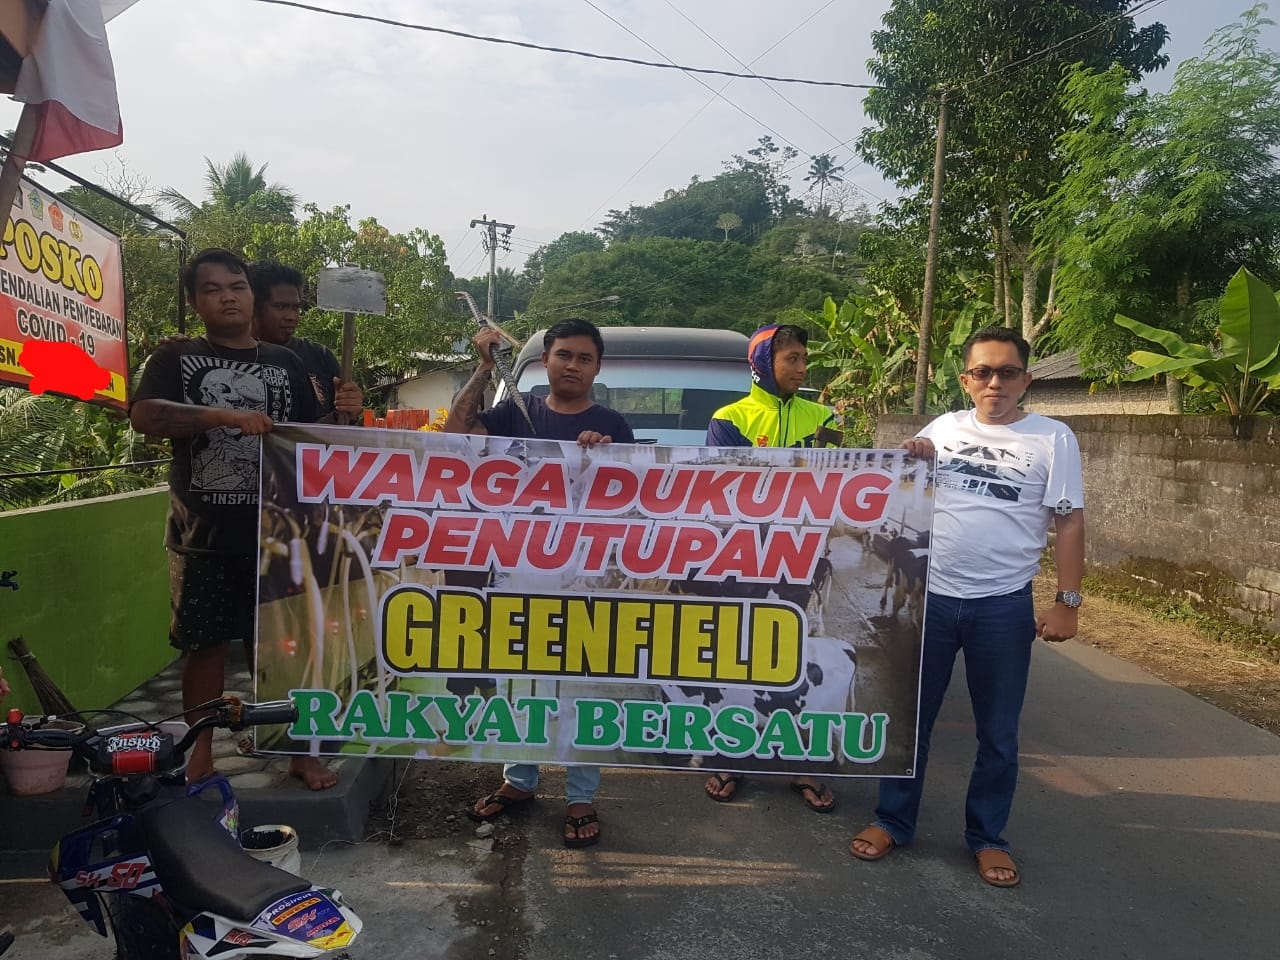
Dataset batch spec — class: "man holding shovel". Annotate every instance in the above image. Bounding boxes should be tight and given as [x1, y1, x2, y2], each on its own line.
[249, 260, 363, 424]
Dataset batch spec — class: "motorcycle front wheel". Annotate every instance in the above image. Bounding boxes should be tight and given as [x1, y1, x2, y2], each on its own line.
[102, 893, 181, 960]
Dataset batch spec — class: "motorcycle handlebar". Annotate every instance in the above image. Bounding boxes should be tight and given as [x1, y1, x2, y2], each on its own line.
[9, 726, 83, 749]
[237, 700, 298, 729]
[3, 698, 299, 757]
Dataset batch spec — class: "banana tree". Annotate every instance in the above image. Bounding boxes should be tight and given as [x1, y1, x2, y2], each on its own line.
[1115, 267, 1280, 416]
[808, 290, 914, 445]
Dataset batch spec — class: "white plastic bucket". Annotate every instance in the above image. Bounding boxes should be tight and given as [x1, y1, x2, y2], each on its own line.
[0, 720, 83, 796]
[0, 746, 71, 795]
[241, 824, 301, 875]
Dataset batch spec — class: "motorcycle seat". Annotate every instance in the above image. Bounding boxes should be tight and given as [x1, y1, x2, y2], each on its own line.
[142, 799, 311, 922]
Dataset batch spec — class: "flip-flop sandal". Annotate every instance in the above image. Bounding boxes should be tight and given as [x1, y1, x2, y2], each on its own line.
[235, 734, 262, 758]
[849, 825, 896, 861]
[467, 790, 536, 823]
[705, 773, 743, 803]
[790, 780, 837, 813]
[976, 848, 1020, 888]
[563, 812, 601, 848]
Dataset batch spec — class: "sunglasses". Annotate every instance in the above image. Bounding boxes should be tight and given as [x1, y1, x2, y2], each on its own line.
[963, 365, 1026, 382]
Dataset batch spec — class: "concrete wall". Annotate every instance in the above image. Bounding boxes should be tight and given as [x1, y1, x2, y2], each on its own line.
[0, 489, 175, 715]
[877, 413, 1280, 632]
[390, 366, 473, 417]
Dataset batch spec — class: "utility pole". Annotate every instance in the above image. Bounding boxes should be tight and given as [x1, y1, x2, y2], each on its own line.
[914, 87, 950, 416]
[469, 214, 515, 322]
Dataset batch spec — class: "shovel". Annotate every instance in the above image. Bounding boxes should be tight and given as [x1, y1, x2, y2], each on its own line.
[316, 266, 386, 381]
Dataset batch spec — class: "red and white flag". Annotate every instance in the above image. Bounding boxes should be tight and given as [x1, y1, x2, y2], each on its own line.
[13, 0, 124, 163]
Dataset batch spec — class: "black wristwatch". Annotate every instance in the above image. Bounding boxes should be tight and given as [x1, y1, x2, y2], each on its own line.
[1055, 590, 1083, 609]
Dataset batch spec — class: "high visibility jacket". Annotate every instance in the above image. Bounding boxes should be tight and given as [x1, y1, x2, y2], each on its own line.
[706, 324, 840, 448]
[706, 383, 839, 448]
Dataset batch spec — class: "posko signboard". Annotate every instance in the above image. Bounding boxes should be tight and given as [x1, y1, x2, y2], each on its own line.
[254, 425, 933, 778]
[0, 175, 127, 410]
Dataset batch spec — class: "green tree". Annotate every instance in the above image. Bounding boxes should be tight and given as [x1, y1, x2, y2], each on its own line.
[715, 212, 743, 241]
[58, 170, 184, 362]
[158, 152, 298, 255]
[0, 387, 162, 509]
[249, 205, 462, 390]
[599, 167, 773, 244]
[522, 231, 605, 286]
[1116, 266, 1280, 417]
[1040, 6, 1280, 385]
[158, 152, 297, 218]
[529, 237, 758, 332]
[453, 267, 535, 321]
[859, 0, 1168, 343]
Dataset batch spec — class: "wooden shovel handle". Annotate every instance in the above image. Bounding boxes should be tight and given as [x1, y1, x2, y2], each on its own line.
[340, 312, 355, 381]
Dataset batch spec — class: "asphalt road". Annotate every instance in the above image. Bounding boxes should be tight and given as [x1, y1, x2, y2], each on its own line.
[4, 638, 1278, 959]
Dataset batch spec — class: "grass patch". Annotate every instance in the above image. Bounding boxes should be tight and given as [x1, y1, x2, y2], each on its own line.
[1081, 574, 1280, 662]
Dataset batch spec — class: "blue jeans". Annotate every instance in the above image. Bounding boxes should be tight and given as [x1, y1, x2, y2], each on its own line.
[503, 764, 600, 806]
[875, 585, 1035, 853]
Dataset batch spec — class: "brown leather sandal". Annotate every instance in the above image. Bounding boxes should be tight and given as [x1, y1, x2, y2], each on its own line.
[975, 848, 1020, 887]
[849, 824, 896, 861]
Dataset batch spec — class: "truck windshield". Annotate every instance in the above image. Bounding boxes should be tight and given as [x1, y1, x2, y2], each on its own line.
[515, 358, 747, 437]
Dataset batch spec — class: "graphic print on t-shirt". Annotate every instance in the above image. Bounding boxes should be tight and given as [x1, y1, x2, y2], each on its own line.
[934, 442, 1033, 502]
[180, 355, 293, 506]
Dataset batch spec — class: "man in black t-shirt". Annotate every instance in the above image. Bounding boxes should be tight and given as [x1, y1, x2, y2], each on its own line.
[444, 318, 634, 849]
[249, 259, 363, 424]
[131, 248, 333, 788]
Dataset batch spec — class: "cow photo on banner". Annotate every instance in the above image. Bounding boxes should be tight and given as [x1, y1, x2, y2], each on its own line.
[254, 424, 934, 778]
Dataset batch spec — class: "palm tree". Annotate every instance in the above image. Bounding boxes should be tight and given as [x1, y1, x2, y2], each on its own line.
[0, 388, 162, 510]
[158, 152, 297, 220]
[803, 154, 845, 216]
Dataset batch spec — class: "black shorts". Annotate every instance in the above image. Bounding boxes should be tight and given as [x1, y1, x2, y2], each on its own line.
[168, 550, 256, 653]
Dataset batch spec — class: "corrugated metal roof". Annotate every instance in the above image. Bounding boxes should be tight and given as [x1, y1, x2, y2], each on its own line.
[1028, 349, 1084, 381]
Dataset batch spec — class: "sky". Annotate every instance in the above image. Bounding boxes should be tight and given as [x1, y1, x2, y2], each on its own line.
[2, 0, 1274, 280]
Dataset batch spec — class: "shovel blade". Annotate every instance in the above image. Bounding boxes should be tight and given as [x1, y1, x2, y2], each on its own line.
[317, 266, 386, 316]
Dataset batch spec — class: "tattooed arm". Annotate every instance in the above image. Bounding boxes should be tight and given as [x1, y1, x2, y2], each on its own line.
[442, 329, 503, 435]
[130, 400, 274, 438]
[441, 364, 493, 435]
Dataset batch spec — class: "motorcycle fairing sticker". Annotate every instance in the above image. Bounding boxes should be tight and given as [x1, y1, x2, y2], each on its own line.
[206, 927, 274, 956]
[293, 903, 347, 943]
[310, 921, 357, 949]
[258, 890, 322, 927]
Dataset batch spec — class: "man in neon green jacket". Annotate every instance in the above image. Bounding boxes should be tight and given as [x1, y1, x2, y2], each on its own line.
[706, 323, 841, 448]
[703, 323, 843, 812]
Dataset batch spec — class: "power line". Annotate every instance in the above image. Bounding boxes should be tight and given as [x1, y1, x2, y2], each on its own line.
[246, 0, 881, 90]
[574, 0, 875, 230]
[0, 132, 185, 238]
[451, 237, 489, 279]
[0, 459, 169, 482]
[657, 0, 881, 206]
[580, 0, 810, 160]
[958, 0, 1170, 93]
[662, 0, 843, 156]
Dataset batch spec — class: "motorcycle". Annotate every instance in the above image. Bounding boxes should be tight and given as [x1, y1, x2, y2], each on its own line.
[1, 697, 362, 959]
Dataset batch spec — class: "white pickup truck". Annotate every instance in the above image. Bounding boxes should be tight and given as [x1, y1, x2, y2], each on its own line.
[492, 326, 750, 445]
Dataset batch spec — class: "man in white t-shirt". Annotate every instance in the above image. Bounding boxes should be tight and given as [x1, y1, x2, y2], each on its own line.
[849, 327, 1085, 888]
